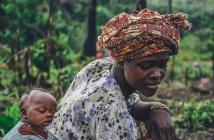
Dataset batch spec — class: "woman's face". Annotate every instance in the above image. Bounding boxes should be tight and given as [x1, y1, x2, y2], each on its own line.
[123, 52, 169, 97]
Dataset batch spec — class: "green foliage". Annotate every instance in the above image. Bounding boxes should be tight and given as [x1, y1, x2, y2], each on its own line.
[174, 100, 214, 132]
[0, 45, 10, 64]
[4, 103, 21, 123]
[0, 103, 20, 136]
[49, 57, 95, 93]
[0, 0, 88, 89]
[167, 34, 213, 81]
[0, 89, 18, 102]
[0, 89, 19, 136]
[96, 5, 114, 33]
[0, 69, 17, 87]
[30, 39, 47, 71]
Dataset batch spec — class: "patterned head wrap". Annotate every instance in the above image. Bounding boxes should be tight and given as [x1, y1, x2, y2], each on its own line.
[96, 9, 191, 62]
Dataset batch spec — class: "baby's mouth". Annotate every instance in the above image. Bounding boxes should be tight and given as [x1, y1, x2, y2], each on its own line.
[43, 120, 52, 126]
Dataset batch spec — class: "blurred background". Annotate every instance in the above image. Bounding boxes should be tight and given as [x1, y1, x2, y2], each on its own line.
[0, 0, 213, 139]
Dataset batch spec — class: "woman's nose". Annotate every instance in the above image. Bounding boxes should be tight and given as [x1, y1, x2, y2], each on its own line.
[150, 68, 164, 82]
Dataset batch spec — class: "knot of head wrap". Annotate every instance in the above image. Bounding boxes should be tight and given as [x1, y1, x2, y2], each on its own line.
[96, 8, 191, 62]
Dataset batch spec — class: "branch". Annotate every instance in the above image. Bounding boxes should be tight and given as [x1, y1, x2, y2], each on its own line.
[45, 0, 54, 36]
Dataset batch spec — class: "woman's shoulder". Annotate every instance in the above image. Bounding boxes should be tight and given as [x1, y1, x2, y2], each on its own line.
[66, 57, 114, 92]
[82, 57, 114, 73]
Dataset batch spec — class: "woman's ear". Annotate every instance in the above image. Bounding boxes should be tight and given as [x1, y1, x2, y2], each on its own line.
[118, 61, 124, 69]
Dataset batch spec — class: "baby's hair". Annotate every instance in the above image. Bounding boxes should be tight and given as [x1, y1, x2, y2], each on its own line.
[30, 88, 50, 93]
[19, 92, 29, 119]
[19, 88, 50, 109]
[19, 93, 29, 110]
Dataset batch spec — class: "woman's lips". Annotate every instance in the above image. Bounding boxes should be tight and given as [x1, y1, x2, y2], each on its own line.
[145, 84, 159, 90]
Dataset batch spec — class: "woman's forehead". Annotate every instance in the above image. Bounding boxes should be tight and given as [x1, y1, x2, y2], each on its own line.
[133, 52, 170, 63]
[147, 52, 169, 59]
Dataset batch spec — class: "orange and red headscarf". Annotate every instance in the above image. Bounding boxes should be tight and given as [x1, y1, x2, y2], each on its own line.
[96, 9, 191, 62]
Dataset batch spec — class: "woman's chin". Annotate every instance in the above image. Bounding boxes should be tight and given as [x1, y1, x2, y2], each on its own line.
[137, 88, 157, 97]
[143, 92, 156, 97]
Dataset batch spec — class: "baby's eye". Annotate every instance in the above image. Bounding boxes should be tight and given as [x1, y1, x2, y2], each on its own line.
[37, 108, 46, 113]
[50, 109, 57, 113]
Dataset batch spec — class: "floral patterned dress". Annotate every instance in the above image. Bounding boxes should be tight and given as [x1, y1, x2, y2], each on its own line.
[48, 57, 150, 140]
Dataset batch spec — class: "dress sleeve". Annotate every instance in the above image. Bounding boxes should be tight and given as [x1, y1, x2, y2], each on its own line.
[127, 93, 141, 112]
[127, 93, 169, 113]
[94, 106, 138, 140]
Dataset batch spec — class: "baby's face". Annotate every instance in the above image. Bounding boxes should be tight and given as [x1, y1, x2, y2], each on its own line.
[25, 92, 57, 128]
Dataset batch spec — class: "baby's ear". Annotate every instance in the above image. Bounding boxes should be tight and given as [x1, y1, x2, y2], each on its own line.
[20, 107, 27, 120]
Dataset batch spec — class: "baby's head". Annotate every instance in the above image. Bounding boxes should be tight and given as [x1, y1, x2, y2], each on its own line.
[20, 88, 57, 128]
[19, 92, 29, 120]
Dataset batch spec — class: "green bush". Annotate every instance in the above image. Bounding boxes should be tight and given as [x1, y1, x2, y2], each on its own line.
[0, 103, 20, 136]
[174, 100, 214, 132]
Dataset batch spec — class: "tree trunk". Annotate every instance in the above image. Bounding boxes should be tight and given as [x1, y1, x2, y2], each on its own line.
[168, 0, 175, 81]
[168, 0, 172, 13]
[44, 0, 55, 79]
[212, 52, 214, 79]
[45, 40, 51, 79]
[24, 48, 31, 85]
[15, 29, 23, 83]
[136, 0, 147, 11]
[185, 67, 189, 85]
[170, 57, 175, 81]
[83, 0, 97, 56]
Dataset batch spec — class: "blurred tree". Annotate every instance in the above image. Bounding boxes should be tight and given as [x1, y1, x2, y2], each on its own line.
[83, 0, 97, 56]
[168, 0, 176, 81]
[207, 40, 214, 78]
[168, 0, 172, 13]
[136, 0, 147, 10]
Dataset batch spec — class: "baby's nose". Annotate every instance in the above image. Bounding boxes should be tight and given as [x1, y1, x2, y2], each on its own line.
[46, 112, 54, 117]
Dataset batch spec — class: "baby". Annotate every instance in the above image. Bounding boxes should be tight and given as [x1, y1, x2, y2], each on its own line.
[3, 88, 58, 140]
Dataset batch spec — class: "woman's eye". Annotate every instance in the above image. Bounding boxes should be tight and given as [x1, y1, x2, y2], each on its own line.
[160, 62, 167, 68]
[139, 62, 152, 69]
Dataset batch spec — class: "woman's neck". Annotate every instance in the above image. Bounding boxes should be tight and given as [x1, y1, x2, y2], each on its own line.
[111, 62, 135, 99]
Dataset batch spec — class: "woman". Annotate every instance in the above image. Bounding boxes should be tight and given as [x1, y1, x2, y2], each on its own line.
[49, 8, 190, 140]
